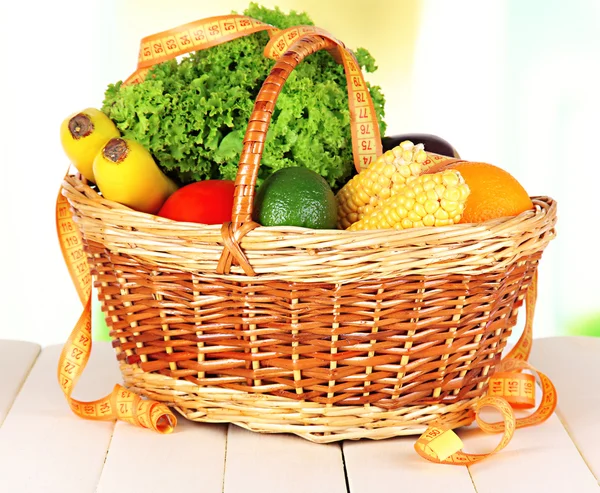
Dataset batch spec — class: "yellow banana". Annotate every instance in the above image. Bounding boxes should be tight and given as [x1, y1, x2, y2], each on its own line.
[93, 137, 179, 214]
[60, 108, 120, 183]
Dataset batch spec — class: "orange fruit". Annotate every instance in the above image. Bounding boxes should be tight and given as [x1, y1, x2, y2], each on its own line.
[444, 162, 533, 223]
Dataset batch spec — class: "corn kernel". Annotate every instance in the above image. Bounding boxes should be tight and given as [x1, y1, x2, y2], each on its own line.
[409, 162, 422, 175]
[443, 187, 461, 202]
[435, 184, 446, 199]
[424, 199, 439, 214]
[426, 189, 438, 202]
[414, 203, 427, 218]
[415, 149, 427, 163]
[441, 199, 458, 213]
[382, 163, 396, 177]
[435, 208, 449, 220]
[442, 170, 460, 187]
[408, 210, 421, 223]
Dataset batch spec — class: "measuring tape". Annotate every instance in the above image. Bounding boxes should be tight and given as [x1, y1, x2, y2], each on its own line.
[122, 15, 276, 86]
[263, 25, 382, 170]
[57, 13, 557, 450]
[415, 271, 558, 464]
[56, 186, 177, 433]
[121, 15, 381, 173]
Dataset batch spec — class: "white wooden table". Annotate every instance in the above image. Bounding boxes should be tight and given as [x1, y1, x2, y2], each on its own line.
[0, 336, 598, 493]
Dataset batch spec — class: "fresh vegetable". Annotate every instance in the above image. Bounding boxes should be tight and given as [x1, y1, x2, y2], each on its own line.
[253, 166, 337, 229]
[336, 141, 428, 229]
[101, 2, 386, 192]
[157, 180, 235, 224]
[60, 107, 120, 183]
[347, 169, 470, 231]
[93, 137, 178, 214]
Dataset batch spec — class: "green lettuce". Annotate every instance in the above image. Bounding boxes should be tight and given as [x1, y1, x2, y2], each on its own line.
[102, 3, 386, 191]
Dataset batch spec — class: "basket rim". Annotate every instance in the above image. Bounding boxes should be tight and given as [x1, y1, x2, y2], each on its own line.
[62, 173, 556, 237]
[61, 173, 557, 282]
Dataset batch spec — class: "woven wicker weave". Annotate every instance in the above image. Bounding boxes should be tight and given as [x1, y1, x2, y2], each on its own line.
[61, 33, 557, 442]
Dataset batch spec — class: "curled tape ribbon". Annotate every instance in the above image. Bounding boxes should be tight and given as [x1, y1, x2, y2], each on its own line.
[56, 189, 177, 433]
[415, 271, 559, 464]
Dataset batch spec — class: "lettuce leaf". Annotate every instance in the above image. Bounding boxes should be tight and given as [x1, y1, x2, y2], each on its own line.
[101, 2, 386, 191]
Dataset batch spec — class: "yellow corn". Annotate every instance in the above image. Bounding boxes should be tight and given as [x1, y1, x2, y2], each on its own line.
[347, 169, 470, 231]
[336, 140, 428, 229]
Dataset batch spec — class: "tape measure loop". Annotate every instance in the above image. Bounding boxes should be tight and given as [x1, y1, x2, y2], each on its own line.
[415, 395, 517, 465]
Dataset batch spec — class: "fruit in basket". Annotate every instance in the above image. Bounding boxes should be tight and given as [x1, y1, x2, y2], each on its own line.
[60, 108, 120, 183]
[336, 140, 428, 229]
[253, 167, 337, 229]
[100, 3, 385, 192]
[93, 137, 178, 214]
[347, 169, 470, 231]
[157, 180, 235, 224]
[434, 162, 533, 223]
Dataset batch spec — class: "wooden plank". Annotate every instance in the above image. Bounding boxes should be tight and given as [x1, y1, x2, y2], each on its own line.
[460, 340, 600, 493]
[529, 335, 600, 483]
[96, 419, 228, 492]
[0, 340, 40, 426]
[0, 342, 122, 493]
[224, 425, 347, 493]
[345, 336, 600, 493]
[462, 412, 599, 492]
[343, 436, 476, 493]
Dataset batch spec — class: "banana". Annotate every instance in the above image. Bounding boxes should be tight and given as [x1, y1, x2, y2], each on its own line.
[93, 137, 178, 214]
[60, 108, 120, 183]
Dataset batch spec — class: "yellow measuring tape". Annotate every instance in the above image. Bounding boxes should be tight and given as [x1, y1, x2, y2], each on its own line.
[263, 25, 382, 170]
[414, 272, 559, 464]
[122, 15, 381, 172]
[57, 14, 557, 459]
[56, 191, 177, 433]
[122, 15, 277, 86]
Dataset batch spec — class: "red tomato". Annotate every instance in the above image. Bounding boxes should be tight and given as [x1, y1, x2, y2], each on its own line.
[157, 180, 235, 224]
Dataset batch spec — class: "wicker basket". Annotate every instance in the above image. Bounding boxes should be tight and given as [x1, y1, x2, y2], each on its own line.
[61, 34, 557, 443]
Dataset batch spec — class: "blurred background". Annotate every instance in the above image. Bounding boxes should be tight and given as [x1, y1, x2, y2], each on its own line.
[0, 0, 598, 346]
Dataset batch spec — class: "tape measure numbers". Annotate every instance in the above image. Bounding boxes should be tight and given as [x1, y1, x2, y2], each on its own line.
[264, 25, 382, 171]
[415, 272, 557, 465]
[56, 183, 177, 433]
[123, 15, 275, 86]
[124, 19, 382, 174]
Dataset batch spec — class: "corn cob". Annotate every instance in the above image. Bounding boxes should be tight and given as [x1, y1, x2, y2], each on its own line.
[347, 169, 470, 231]
[336, 141, 428, 229]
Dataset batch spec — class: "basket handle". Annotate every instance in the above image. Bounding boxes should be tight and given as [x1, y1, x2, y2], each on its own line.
[217, 34, 345, 275]
[232, 34, 337, 225]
